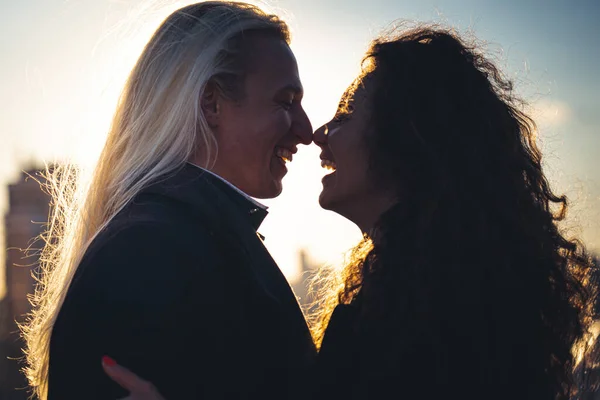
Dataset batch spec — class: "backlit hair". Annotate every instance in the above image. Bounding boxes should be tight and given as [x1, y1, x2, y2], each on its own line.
[311, 24, 595, 399]
[21, 3, 289, 398]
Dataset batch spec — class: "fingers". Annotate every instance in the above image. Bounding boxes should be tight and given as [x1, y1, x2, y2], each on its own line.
[101, 356, 141, 392]
[101, 356, 165, 400]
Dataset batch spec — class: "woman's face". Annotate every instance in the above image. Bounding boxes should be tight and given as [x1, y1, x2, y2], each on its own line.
[314, 83, 391, 226]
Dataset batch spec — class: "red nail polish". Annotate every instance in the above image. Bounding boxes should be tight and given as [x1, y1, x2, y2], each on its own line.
[102, 356, 117, 367]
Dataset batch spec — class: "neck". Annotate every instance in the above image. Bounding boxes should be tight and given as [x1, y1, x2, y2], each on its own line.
[346, 194, 397, 238]
[188, 155, 234, 187]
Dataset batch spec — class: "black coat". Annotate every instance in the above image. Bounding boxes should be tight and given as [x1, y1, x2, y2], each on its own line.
[48, 163, 317, 400]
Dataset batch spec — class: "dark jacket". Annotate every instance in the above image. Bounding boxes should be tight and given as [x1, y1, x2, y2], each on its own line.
[48, 163, 316, 400]
[316, 303, 361, 400]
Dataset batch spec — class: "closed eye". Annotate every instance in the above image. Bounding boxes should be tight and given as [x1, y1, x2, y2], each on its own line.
[280, 100, 294, 111]
[275, 84, 303, 111]
[333, 88, 356, 123]
[333, 104, 354, 123]
[333, 112, 348, 123]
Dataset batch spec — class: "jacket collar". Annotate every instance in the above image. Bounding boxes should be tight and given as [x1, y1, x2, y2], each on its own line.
[151, 163, 269, 232]
[186, 162, 267, 209]
[141, 164, 316, 343]
[142, 163, 282, 299]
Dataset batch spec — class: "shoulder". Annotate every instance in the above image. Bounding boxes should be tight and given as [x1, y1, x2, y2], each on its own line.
[90, 218, 215, 262]
[94, 192, 221, 258]
[72, 219, 220, 304]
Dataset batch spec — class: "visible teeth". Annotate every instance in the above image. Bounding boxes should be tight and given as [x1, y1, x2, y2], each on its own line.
[321, 159, 337, 171]
[276, 147, 293, 163]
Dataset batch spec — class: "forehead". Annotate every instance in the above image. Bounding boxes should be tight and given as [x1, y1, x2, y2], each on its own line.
[352, 73, 374, 98]
[243, 36, 302, 95]
[341, 79, 370, 109]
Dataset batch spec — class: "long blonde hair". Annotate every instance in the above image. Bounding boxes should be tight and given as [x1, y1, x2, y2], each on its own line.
[21, 3, 289, 398]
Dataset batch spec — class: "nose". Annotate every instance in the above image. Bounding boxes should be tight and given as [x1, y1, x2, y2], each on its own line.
[293, 106, 313, 145]
[313, 123, 328, 147]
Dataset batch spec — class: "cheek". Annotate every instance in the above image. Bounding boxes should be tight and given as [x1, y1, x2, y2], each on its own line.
[249, 110, 291, 149]
[264, 110, 292, 138]
[218, 106, 291, 181]
[341, 159, 370, 195]
[258, 113, 293, 166]
[335, 135, 371, 189]
[227, 118, 278, 153]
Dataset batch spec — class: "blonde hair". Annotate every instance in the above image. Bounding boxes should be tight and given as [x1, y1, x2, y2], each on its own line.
[21, 2, 289, 398]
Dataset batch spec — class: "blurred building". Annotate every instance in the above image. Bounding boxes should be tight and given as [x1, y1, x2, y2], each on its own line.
[0, 168, 49, 399]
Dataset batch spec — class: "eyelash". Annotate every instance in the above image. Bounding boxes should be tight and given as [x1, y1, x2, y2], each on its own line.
[333, 113, 348, 123]
[280, 100, 294, 111]
[333, 104, 354, 123]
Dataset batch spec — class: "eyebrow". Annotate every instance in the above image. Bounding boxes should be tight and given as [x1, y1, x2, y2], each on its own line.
[277, 84, 303, 96]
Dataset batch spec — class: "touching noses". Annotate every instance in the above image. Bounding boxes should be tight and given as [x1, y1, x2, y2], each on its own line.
[313, 124, 328, 147]
[293, 106, 313, 145]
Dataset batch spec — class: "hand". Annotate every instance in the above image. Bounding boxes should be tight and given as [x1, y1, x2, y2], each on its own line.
[101, 356, 166, 400]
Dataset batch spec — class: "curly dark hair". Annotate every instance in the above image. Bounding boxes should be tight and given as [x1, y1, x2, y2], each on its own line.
[312, 25, 596, 399]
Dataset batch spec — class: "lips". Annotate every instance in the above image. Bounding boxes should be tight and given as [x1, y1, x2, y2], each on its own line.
[320, 149, 337, 175]
[320, 159, 337, 171]
[275, 145, 298, 164]
[275, 147, 293, 163]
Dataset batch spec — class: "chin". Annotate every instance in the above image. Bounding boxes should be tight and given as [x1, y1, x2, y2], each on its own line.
[318, 190, 335, 211]
[320, 188, 351, 217]
[253, 180, 283, 199]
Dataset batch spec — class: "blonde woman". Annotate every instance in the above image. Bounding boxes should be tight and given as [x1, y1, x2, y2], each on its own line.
[22, 2, 315, 399]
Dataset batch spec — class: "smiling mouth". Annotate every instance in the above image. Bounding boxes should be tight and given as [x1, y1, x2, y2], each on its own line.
[275, 147, 294, 163]
[321, 159, 337, 173]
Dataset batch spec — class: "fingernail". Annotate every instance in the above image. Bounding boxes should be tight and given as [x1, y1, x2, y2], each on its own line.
[102, 356, 117, 367]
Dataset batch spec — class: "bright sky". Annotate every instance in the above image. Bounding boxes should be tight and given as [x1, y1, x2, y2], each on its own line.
[0, 0, 599, 297]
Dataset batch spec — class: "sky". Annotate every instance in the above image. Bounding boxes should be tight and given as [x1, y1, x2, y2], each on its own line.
[0, 0, 599, 297]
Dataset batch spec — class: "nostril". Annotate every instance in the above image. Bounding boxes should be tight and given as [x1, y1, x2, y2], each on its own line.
[305, 130, 313, 144]
[312, 124, 329, 146]
[297, 126, 312, 145]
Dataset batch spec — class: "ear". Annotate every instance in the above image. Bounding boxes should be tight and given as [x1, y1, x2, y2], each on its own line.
[201, 83, 220, 128]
